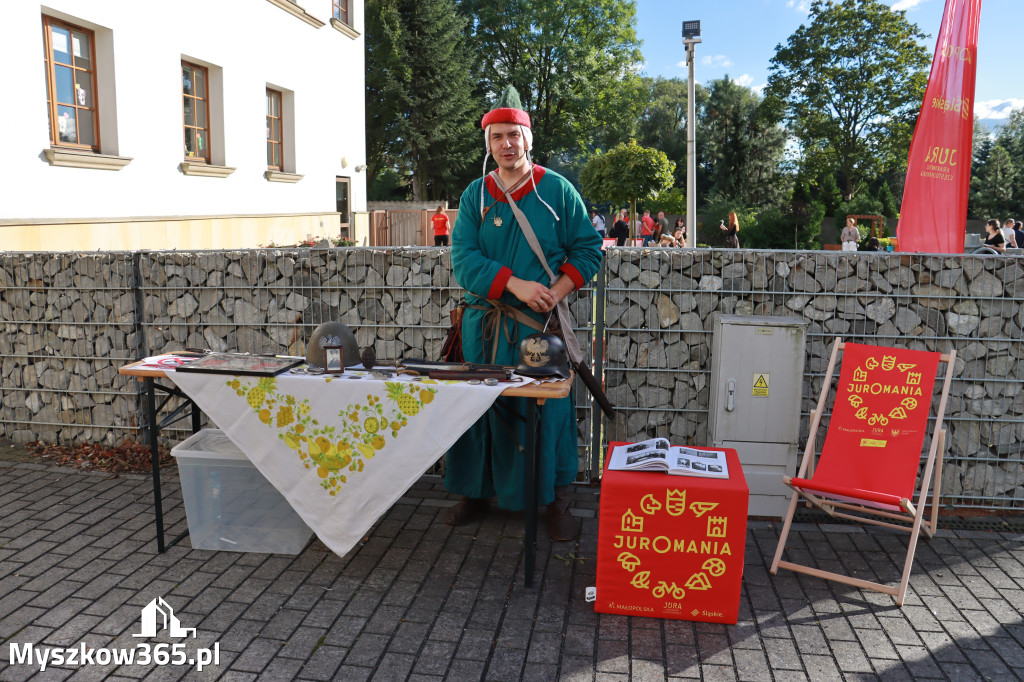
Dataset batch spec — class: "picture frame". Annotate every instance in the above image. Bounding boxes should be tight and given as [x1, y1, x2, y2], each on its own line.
[324, 346, 344, 374]
[174, 353, 303, 377]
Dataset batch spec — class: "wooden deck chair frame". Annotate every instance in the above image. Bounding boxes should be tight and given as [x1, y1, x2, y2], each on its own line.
[770, 337, 956, 606]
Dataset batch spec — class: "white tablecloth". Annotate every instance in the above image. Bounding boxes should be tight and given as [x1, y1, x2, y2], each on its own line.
[168, 368, 526, 557]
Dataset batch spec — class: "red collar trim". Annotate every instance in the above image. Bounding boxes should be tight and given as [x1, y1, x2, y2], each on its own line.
[485, 166, 546, 203]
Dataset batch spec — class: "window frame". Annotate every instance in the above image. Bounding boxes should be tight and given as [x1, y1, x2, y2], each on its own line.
[336, 177, 351, 232]
[181, 61, 211, 163]
[42, 15, 100, 151]
[266, 88, 283, 171]
[332, 0, 350, 25]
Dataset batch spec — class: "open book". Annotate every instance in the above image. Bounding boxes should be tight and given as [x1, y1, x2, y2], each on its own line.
[607, 438, 729, 479]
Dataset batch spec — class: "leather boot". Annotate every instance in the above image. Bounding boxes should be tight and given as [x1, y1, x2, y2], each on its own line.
[444, 497, 489, 526]
[547, 485, 578, 541]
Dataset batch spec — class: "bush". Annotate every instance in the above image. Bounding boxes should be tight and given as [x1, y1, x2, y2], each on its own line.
[746, 205, 823, 250]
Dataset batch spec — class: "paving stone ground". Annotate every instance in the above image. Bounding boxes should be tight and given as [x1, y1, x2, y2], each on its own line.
[0, 459, 1022, 681]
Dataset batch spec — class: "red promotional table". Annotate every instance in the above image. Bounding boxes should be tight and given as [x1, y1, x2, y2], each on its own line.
[595, 443, 748, 623]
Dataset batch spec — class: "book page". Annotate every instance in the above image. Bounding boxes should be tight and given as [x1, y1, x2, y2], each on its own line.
[670, 446, 729, 478]
[608, 438, 671, 471]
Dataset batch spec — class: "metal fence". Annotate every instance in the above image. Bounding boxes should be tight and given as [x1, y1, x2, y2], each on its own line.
[0, 247, 1021, 509]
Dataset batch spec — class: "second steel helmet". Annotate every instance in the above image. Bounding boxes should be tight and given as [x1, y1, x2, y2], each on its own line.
[515, 333, 571, 379]
[306, 321, 360, 369]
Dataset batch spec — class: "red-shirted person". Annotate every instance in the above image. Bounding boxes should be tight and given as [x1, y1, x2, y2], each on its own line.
[640, 210, 656, 246]
[432, 206, 451, 246]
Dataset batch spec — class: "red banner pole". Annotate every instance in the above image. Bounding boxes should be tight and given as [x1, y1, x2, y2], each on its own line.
[896, 0, 982, 254]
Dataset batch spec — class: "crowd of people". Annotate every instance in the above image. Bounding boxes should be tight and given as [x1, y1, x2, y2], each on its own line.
[983, 217, 1024, 253]
[589, 207, 701, 248]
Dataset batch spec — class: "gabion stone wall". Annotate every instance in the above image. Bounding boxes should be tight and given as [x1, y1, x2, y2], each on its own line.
[1, 247, 1022, 508]
[601, 249, 1024, 508]
[0, 252, 142, 444]
[138, 249, 460, 364]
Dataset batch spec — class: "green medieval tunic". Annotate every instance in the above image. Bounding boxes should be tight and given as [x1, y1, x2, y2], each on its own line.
[445, 166, 604, 510]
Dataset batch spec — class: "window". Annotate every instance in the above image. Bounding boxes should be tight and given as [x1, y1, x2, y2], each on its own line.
[332, 0, 350, 24]
[336, 177, 351, 232]
[267, 89, 283, 170]
[182, 61, 210, 162]
[42, 16, 99, 149]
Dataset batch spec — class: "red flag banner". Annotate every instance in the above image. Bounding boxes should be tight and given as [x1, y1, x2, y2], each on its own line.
[897, 0, 982, 254]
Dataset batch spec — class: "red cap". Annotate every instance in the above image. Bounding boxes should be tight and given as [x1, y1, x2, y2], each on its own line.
[481, 107, 531, 129]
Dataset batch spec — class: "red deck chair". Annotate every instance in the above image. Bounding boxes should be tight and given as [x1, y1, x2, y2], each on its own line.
[770, 338, 956, 606]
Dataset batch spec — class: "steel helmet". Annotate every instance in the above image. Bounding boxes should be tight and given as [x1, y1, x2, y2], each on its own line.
[515, 333, 571, 379]
[306, 321, 361, 369]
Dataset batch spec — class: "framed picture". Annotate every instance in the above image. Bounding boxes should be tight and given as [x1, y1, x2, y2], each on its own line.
[175, 353, 303, 377]
[324, 346, 344, 374]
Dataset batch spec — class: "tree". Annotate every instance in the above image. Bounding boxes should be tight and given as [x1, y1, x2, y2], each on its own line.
[365, 0, 481, 202]
[996, 108, 1024, 209]
[764, 0, 931, 202]
[579, 141, 675, 238]
[633, 77, 708, 187]
[876, 181, 899, 219]
[460, 0, 642, 164]
[970, 144, 1017, 219]
[700, 77, 787, 210]
[816, 172, 842, 216]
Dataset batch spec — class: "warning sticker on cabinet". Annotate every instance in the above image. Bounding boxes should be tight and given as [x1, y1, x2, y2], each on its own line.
[752, 374, 769, 397]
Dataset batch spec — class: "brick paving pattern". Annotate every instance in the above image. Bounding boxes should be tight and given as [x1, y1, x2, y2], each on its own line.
[0, 460, 1021, 680]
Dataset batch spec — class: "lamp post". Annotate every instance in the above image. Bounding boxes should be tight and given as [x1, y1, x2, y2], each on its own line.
[682, 20, 701, 248]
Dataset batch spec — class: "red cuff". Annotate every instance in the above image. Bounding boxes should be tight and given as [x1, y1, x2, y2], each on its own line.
[488, 266, 513, 299]
[559, 263, 585, 291]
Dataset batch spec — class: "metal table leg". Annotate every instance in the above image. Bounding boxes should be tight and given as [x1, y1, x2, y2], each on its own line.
[142, 376, 201, 553]
[147, 379, 166, 553]
[524, 397, 542, 588]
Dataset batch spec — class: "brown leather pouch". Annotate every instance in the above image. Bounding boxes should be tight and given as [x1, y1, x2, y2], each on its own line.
[439, 302, 465, 362]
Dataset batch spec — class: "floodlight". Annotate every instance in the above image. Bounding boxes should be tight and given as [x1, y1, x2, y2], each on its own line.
[682, 20, 701, 39]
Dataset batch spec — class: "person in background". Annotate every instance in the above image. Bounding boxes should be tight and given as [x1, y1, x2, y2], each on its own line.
[673, 217, 687, 247]
[655, 210, 671, 243]
[589, 209, 606, 238]
[1003, 218, 1019, 248]
[610, 209, 630, 246]
[862, 236, 881, 251]
[985, 219, 1006, 253]
[431, 206, 451, 246]
[658, 231, 677, 247]
[841, 217, 860, 252]
[1014, 221, 1024, 251]
[720, 211, 740, 248]
[640, 210, 656, 246]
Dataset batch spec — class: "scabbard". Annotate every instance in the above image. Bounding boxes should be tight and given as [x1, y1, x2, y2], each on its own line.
[427, 369, 511, 381]
[574, 361, 616, 419]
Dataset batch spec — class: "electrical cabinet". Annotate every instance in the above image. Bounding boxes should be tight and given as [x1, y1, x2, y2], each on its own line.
[708, 315, 808, 518]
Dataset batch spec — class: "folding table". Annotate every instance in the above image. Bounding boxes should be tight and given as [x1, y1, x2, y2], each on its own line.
[119, 360, 571, 587]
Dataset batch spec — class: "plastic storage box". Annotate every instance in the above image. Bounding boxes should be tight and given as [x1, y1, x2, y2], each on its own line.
[172, 429, 313, 554]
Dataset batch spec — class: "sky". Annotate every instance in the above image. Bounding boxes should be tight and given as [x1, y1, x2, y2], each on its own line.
[635, 0, 1022, 126]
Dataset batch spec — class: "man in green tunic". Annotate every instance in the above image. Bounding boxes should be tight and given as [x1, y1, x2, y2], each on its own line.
[444, 87, 603, 541]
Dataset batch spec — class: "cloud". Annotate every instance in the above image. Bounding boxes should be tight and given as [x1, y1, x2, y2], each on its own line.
[891, 0, 926, 10]
[728, 74, 766, 95]
[974, 99, 1024, 120]
[701, 55, 733, 68]
[786, 0, 810, 11]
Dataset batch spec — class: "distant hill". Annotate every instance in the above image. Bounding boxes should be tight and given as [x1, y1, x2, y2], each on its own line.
[975, 99, 1023, 135]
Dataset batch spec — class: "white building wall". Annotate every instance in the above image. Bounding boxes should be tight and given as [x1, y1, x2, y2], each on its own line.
[1, 1, 365, 246]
